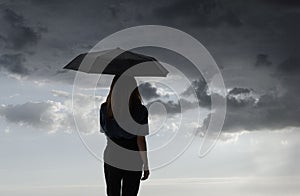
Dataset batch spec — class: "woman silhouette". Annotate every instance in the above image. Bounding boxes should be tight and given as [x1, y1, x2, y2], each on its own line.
[100, 75, 150, 196]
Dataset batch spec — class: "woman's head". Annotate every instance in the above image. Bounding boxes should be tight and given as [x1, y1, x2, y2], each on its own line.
[106, 75, 142, 119]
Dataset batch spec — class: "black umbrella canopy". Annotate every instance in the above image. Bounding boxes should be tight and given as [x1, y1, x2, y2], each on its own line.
[63, 48, 168, 77]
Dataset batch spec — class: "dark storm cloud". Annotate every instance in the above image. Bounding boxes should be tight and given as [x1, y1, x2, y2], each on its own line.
[222, 87, 256, 108]
[203, 55, 300, 132]
[146, 98, 198, 115]
[139, 79, 205, 114]
[1, 0, 297, 81]
[221, 93, 300, 132]
[262, 0, 300, 7]
[223, 52, 300, 131]
[0, 4, 47, 77]
[181, 79, 206, 97]
[0, 53, 29, 75]
[138, 82, 161, 100]
[274, 54, 300, 94]
[147, 79, 257, 120]
[182, 80, 256, 109]
[0, 34, 7, 48]
[30, 0, 70, 6]
[228, 87, 251, 95]
[227, 96, 256, 109]
[0, 0, 299, 134]
[146, 100, 180, 114]
[277, 56, 300, 74]
[181, 79, 211, 107]
[255, 54, 272, 67]
[154, 0, 242, 27]
[181, 72, 300, 132]
[0, 0, 124, 78]
[0, 7, 45, 51]
[223, 61, 300, 131]
[0, 102, 52, 127]
[200, 94, 299, 133]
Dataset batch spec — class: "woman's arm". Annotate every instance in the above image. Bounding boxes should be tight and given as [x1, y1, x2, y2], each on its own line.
[137, 135, 150, 180]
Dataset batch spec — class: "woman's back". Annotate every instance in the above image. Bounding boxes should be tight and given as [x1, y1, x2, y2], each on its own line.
[100, 101, 149, 170]
[100, 102, 149, 141]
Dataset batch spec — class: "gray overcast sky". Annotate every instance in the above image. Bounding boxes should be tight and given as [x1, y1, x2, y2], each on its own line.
[0, 0, 300, 195]
[1, 0, 300, 133]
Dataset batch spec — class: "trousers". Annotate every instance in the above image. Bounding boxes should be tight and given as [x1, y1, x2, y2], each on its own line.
[104, 162, 142, 196]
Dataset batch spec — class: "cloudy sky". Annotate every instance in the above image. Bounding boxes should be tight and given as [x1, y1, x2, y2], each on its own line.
[1, 0, 300, 195]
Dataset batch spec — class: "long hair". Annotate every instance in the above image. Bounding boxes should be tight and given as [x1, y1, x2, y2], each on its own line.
[106, 75, 142, 121]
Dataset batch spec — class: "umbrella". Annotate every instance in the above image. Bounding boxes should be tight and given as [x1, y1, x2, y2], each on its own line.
[63, 48, 168, 77]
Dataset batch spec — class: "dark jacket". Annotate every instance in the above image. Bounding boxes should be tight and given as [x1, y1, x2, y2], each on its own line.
[100, 102, 149, 145]
[100, 102, 149, 169]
